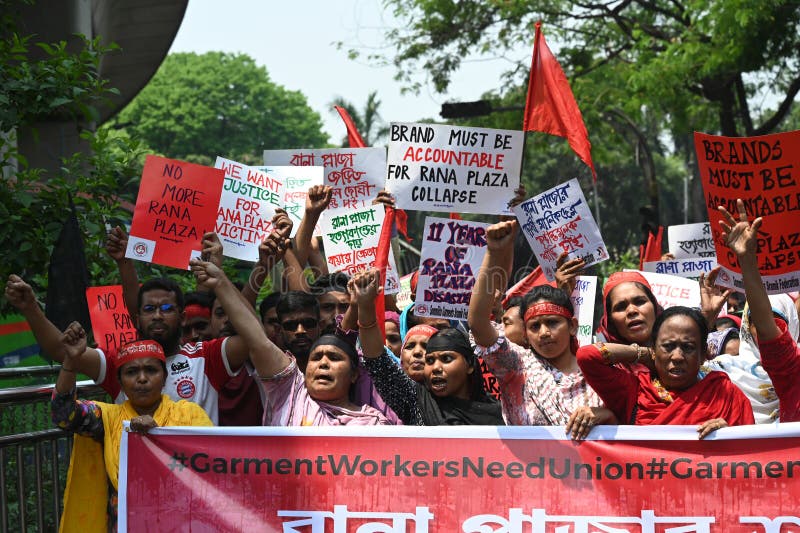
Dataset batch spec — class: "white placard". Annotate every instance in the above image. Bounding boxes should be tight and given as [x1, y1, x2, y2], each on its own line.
[512, 178, 608, 281]
[668, 222, 716, 259]
[633, 270, 701, 309]
[414, 217, 490, 320]
[319, 205, 400, 294]
[214, 157, 285, 262]
[252, 165, 324, 236]
[643, 258, 717, 279]
[571, 275, 597, 347]
[263, 147, 385, 210]
[385, 122, 523, 214]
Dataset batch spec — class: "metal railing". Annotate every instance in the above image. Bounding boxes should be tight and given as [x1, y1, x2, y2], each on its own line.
[1, 367, 107, 533]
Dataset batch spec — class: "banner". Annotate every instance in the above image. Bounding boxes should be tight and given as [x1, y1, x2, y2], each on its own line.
[126, 155, 224, 270]
[386, 122, 523, 214]
[695, 130, 800, 294]
[214, 157, 285, 262]
[668, 222, 715, 259]
[643, 258, 717, 279]
[85, 285, 137, 353]
[513, 178, 608, 281]
[263, 147, 384, 210]
[415, 217, 489, 320]
[252, 164, 325, 236]
[634, 270, 701, 308]
[120, 424, 800, 532]
[320, 205, 400, 294]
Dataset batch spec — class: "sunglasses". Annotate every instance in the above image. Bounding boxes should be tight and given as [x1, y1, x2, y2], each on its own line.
[281, 318, 319, 331]
[141, 303, 178, 315]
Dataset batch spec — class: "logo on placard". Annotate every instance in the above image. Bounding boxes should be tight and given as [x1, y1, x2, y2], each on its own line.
[176, 379, 195, 398]
[133, 242, 148, 257]
[416, 304, 428, 314]
[719, 271, 731, 283]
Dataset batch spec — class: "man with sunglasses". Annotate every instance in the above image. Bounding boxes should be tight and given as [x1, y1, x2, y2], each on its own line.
[276, 291, 322, 369]
[5, 275, 252, 425]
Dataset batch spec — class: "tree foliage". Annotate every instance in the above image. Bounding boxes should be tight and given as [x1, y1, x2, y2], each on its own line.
[108, 52, 329, 161]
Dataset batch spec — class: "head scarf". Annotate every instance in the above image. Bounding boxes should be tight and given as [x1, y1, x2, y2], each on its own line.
[596, 271, 663, 344]
[183, 304, 210, 320]
[384, 311, 400, 328]
[402, 324, 438, 350]
[707, 327, 739, 358]
[716, 314, 742, 329]
[309, 334, 359, 369]
[116, 340, 165, 367]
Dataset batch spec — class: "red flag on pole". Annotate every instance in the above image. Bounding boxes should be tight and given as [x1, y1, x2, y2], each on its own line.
[373, 206, 396, 342]
[523, 22, 597, 180]
[639, 226, 664, 270]
[334, 106, 366, 148]
[502, 265, 555, 307]
[334, 105, 413, 243]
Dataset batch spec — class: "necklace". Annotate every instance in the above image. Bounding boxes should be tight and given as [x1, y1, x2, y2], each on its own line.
[651, 378, 674, 403]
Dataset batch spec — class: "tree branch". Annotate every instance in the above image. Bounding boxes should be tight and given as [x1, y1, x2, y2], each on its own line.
[753, 72, 800, 135]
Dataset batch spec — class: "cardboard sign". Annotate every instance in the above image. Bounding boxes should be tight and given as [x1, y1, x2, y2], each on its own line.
[320, 205, 400, 294]
[572, 275, 597, 347]
[126, 155, 224, 270]
[633, 270, 700, 308]
[385, 122, 523, 214]
[513, 178, 608, 281]
[86, 285, 137, 353]
[252, 165, 324, 236]
[414, 217, 490, 320]
[668, 222, 716, 259]
[121, 425, 800, 532]
[643, 258, 717, 279]
[695, 130, 800, 294]
[394, 273, 414, 311]
[214, 157, 285, 262]
[263, 147, 384, 210]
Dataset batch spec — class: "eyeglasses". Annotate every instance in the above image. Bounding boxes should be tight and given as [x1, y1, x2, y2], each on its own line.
[281, 318, 318, 331]
[141, 303, 178, 315]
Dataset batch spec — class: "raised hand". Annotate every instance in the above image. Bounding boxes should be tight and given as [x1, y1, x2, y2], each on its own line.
[201, 232, 224, 267]
[258, 230, 291, 267]
[61, 322, 87, 366]
[190, 258, 227, 291]
[305, 185, 333, 215]
[719, 199, 761, 258]
[699, 267, 732, 319]
[555, 252, 585, 295]
[485, 220, 518, 252]
[5, 275, 37, 312]
[105, 226, 128, 262]
[352, 268, 383, 304]
[272, 208, 293, 238]
[372, 189, 396, 208]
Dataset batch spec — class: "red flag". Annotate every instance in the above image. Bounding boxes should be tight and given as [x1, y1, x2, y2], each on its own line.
[502, 266, 556, 307]
[373, 206, 396, 342]
[523, 22, 597, 180]
[639, 226, 664, 270]
[334, 106, 367, 148]
[335, 104, 413, 243]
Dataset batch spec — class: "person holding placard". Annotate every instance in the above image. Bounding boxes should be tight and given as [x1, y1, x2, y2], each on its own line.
[355, 269, 503, 426]
[578, 305, 754, 435]
[718, 199, 800, 422]
[468, 220, 613, 438]
[53, 328, 211, 531]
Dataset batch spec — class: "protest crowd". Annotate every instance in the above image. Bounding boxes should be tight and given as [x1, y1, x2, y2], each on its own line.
[5, 24, 800, 533]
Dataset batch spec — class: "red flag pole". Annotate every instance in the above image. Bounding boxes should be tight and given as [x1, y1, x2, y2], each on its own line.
[373, 206, 395, 342]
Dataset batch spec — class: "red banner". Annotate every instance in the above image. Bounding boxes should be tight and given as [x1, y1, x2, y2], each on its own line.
[120, 424, 800, 532]
[695, 130, 800, 294]
[85, 285, 137, 353]
[125, 155, 225, 270]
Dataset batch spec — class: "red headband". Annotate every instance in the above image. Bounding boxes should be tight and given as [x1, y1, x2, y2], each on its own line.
[183, 304, 210, 320]
[403, 325, 438, 348]
[116, 340, 165, 367]
[524, 302, 573, 323]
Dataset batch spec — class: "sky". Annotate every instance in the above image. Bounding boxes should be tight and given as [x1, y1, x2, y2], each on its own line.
[168, 0, 531, 144]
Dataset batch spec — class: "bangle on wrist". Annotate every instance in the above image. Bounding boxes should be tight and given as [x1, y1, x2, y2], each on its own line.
[596, 342, 611, 363]
[357, 319, 378, 329]
[632, 343, 643, 363]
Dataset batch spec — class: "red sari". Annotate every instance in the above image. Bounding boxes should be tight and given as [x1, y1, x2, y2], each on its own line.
[577, 344, 754, 426]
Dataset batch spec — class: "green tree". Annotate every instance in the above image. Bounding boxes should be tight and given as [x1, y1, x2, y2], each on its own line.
[108, 52, 328, 160]
[330, 91, 390, 146]
[0, 3, 150, 310]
